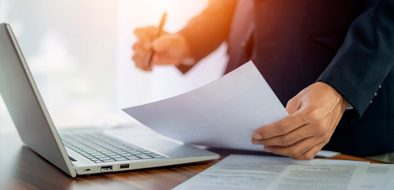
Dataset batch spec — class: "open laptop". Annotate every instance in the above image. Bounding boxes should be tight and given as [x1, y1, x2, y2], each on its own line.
[0, 23, 219, 177]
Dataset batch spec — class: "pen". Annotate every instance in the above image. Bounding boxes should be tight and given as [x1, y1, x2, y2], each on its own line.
[147, 12, 167, 68]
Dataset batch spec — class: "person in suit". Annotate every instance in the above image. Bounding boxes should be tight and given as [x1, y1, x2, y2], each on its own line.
[132, 0, 394, 159]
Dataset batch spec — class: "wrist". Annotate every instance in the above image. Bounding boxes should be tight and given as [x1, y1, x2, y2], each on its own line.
[316, 82, 348, 113]
[176, 31, 196, 65]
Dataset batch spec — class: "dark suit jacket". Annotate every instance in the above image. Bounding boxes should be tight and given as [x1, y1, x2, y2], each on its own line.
[179, 0, 394, 156]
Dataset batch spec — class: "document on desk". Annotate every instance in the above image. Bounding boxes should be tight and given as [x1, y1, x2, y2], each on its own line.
[123, 61, 288, 151]
[173, 154, 394, 190]
[348, 163, 394, 190]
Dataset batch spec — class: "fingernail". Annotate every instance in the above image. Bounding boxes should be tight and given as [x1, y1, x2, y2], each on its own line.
[253, 133, 263, 140]
[264, 148, 272, 153]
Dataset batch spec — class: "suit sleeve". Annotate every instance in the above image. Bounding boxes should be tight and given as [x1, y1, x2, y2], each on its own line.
[177, 0, 237, 73]
[318, 0, 394, 118]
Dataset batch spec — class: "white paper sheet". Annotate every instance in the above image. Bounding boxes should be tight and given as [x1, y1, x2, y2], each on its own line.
[173, 155, 378, 190]
[315, 150, 341, 158]
[123, 61, 288, 151]
[348, 163, 394, 190]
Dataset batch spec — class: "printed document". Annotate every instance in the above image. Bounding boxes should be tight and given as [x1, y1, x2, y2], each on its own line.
[174, 155, 394, 190]
[123, 62, 288, 151]
[348, 163, 394, 190]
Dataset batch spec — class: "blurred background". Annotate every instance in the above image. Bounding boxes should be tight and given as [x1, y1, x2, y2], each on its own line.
[0, 0, 228, 133]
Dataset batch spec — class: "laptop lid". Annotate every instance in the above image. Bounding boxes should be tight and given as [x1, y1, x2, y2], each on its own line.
[0, 23, 76, 177]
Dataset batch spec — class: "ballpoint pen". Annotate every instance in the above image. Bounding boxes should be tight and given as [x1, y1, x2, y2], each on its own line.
[147, 12, 167, 69]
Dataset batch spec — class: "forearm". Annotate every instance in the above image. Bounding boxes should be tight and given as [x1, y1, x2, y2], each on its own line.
[177, 0, 237, 72]
[318, 0, 394, 117]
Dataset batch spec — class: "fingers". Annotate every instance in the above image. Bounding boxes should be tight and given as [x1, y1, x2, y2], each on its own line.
[132, 43, 149, 70]
[253, 111, 307, 140]
[134, 26, 158, 45]
[152, 36, 173, 53]
[133, 27, 156, 71]
[132, 49, 181, 68]
[264, 135, 328, 159]
[252, 83, 347, 160]
[132, 54, 152, 71]
[153, 34, 189, 59]
[294, 141, 327, 160]
[152, 53, 180, 65]
[255, 123, 325, 147]
[132, 26, 160, 71]
[132, 27, 189, 70]
[255, 105, 328, 139]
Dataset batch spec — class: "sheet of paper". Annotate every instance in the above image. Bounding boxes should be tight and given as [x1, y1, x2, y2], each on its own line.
[315, 150, 341, 158]
[348, 163, 394, 190]
[173, 155, 377, 190]
[123, 61, 288, 151]
[267, 160, 367, 190]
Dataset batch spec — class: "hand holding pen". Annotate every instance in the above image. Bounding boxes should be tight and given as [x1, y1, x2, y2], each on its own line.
[132, 13, 194, 72]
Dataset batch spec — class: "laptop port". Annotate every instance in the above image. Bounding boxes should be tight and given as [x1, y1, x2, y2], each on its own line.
[101, 166, 113, 172]
[120, 164, 130, 169]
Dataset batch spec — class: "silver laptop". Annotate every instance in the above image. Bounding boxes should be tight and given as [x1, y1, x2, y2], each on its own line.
[0, 23, 219, 177]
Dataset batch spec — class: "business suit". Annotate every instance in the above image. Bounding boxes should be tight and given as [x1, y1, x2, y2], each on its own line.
[180, 0, 394, 156]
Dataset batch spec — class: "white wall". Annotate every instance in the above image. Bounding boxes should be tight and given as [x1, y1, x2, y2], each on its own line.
[0, 0, 227, 133]
[1, 0, 119, 128]
[116, 0, 227, 108]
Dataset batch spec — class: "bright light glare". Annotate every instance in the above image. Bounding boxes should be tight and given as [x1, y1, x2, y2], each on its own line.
[0, 0, 228, 132]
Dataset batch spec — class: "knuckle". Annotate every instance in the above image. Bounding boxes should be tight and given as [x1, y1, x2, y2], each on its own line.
[286, 97, 299, 108]
[286, 99, 294, 108]
[279, 136, 288, 145]
[307, 110, 320, 121]
[314, 125, 327, 135]
[303, 108, 320, 122]
[316, 136, 326, 143]
[280, 136, 293, 146]
[276, 123, 289, 135]
[322, 134, 332, 144]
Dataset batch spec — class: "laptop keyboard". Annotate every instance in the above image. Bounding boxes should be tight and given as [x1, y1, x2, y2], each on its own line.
[61, 132, 166, 163]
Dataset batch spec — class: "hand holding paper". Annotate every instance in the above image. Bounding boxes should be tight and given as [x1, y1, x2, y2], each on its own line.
[123, 61, 288, 151]
[252, 81, 348, 159]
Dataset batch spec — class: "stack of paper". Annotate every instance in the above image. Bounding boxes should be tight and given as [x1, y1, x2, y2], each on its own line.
[173, 155, 394, 190]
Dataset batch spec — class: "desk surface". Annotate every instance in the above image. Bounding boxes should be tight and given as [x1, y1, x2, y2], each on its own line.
[0, 132, 382, 190]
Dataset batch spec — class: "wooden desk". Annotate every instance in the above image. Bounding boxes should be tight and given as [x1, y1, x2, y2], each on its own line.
[0, 133, 381, 190]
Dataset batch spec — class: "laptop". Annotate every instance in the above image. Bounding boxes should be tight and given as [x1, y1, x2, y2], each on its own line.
[0, 23, 219, 177]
